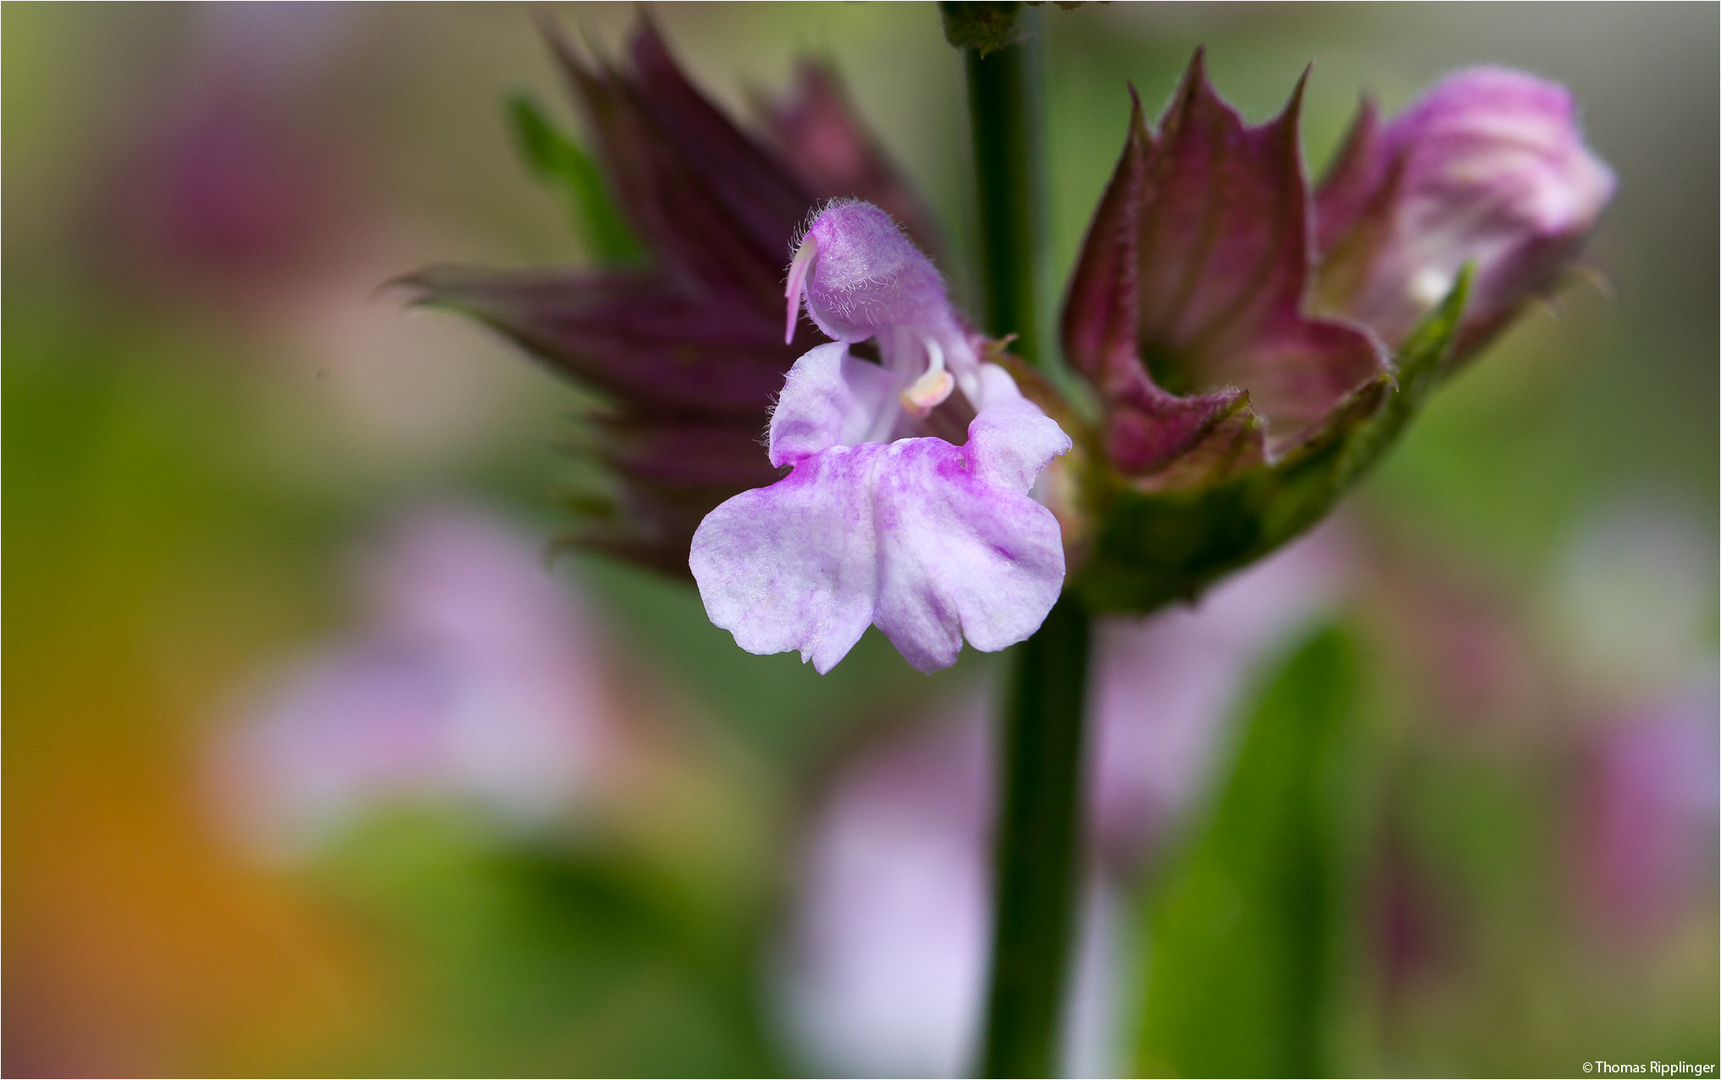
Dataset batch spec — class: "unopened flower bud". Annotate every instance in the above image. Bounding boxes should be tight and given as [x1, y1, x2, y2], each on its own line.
[1317, 67, 1616, 351]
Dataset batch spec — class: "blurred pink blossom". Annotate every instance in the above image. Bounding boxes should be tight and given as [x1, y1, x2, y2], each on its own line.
[211, 506, 614, 857]
[775, 713, 992, 1076]
[1087, 529, 1346, 865]
[1577, 677, 1719, 933]
[99, 4, 360, 300]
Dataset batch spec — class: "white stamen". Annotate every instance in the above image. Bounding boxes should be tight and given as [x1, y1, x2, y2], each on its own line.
[899, 336, 956, 418]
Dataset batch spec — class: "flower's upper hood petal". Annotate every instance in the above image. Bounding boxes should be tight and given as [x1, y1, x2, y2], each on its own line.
[796, 201, 965, 348]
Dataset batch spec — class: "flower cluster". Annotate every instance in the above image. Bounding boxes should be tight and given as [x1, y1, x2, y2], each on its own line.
[415, 23, 1612, 674]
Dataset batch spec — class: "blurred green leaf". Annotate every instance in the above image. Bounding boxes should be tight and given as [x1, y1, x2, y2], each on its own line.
[309, 810, 786, 1078]
[1136, 625, 1359, 1078]
[508, 94, 644, 265]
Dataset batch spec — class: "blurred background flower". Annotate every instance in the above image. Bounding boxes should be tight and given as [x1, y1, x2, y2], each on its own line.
[209, 505, 616, 859]
[4, 4, 1714, 1076]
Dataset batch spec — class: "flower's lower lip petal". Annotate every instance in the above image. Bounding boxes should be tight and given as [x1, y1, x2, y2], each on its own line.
[966, 364, 1075, 491]
[769, 342, 896, 466]
[872, 439, 1066, 671]
[690, 451, 878, 674]
[694, 408, 1069, 675]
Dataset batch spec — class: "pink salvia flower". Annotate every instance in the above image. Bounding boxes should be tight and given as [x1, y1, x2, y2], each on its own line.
[690, 201, 1072, 674]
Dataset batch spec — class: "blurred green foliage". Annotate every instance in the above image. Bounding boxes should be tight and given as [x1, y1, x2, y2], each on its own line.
[307, 811, 785, 1077]
[1136, 625, 1358, 1077]
[507, 94, 644, 265]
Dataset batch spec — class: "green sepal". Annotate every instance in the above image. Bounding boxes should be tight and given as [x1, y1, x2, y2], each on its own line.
[1073, 267, 1472, 614]
[507, 94, 644, 264]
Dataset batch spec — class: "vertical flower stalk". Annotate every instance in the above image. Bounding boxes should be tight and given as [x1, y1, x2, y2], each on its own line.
[943, 4, 1091, 1076]
[981, 592, 1091, 1078]
[952, 2, 1051, 367]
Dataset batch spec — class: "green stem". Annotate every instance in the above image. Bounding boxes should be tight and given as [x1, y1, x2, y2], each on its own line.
[979, 593, 1092, 1077]
[957, 4, 1050, 368]
[947, 6, 1090, 1075]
